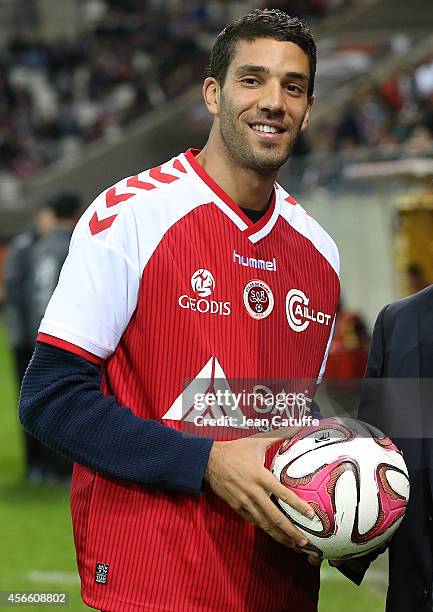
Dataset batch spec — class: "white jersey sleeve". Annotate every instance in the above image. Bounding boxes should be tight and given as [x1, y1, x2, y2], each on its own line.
[39, 191, 141, 360]
[38, 157, 206, 360]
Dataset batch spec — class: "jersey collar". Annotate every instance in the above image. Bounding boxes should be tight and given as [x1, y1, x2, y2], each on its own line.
[182, 148, 280, 243]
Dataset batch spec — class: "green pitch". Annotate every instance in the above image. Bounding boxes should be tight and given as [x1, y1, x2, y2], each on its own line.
[0, 318, 386, 611]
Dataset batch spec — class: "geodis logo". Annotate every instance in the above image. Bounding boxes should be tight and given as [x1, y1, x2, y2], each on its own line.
[178, 269, 231, 316]
[286, 288, 332, 332]
[190, 268, 215, 297]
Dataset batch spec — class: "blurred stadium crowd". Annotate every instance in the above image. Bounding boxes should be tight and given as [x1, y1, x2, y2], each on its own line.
[316, 53, 433, 157]
[0, 0, 355, 185]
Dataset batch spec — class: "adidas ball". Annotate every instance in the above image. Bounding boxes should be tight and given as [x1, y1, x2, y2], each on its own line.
[271, 418, 410, 560]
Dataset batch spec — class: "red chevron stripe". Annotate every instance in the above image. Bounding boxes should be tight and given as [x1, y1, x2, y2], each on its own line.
[106, 186, 135, 208]
[89, 211, 117, 235]
[127, 175, 156, 190]
[149, 166, 178, 184]
[285, 195, 298, 206]
[172, 159, 186, 173]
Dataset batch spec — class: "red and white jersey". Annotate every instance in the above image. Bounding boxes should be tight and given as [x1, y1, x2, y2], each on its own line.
[39, 149, 340, 612]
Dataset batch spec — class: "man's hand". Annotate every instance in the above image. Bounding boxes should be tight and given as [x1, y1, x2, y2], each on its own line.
[204, 431, 315, 549]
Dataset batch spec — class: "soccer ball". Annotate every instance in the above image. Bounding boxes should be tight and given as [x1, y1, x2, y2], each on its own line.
[271, 418, 410, 560]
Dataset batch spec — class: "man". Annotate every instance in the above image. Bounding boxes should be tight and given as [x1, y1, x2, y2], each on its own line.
[26, 192, 82, 482]
[338, 286, 433, 611]
[29, 192, 82, 343]
[19, 10, 340, 611]
[4, 203, 54, 481]
[4, 203, 54, 380]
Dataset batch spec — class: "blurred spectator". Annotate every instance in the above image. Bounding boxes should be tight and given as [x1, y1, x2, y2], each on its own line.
[414, 53, 433, 100]
[29, 192, 82, 342]
[4, 202, 55, 481]
[325, 304, 370, 380]
[6, 191, 82, 483]
[4, 203, 54, 376]
[405, 262, 429, 295]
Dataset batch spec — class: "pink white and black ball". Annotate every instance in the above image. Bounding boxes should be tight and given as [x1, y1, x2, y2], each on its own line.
[271, 419, 410, 560]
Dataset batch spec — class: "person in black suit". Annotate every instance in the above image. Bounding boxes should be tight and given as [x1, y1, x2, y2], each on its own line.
[338, 285, 433, 612]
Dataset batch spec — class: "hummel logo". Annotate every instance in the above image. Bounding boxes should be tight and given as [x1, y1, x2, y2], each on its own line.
[233, 250, 277, 272]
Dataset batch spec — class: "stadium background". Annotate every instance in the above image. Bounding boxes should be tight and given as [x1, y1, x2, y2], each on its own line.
[0, 0, 432, 609]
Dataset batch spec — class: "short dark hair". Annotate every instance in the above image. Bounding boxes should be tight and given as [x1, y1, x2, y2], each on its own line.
[46, 192, 82, 220]
[209, 9, 316, 97]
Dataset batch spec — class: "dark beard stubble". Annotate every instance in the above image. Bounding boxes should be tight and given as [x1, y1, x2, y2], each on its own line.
[218, 92, 305, 173]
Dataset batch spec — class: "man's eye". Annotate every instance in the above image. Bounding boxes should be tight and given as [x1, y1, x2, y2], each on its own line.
[241, 78, 259, 85]
[286, 84, 303, 94]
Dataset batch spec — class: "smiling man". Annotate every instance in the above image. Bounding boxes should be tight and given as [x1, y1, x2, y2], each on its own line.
[204, 38, 312, 172]
[20, 9, 340, 612]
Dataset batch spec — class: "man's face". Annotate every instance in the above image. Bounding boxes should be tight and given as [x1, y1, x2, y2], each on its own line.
[215, 38, 313, 172]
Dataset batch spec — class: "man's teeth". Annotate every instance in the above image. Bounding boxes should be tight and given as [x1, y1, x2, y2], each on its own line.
[251, 124, 280, 133]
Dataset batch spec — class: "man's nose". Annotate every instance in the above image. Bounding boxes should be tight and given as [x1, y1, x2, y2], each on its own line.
[258, 80, 284, 113]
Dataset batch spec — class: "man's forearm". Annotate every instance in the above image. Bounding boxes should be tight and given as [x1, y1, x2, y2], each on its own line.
[19, 343, 213, 494]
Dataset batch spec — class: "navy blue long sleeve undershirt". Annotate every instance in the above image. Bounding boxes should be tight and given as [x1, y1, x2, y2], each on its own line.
[19, 343, 214, 495]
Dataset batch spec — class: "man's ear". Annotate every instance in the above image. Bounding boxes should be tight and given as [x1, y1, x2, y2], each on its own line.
[301, 95, 315, 132]
[202, 77, 220, 116]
